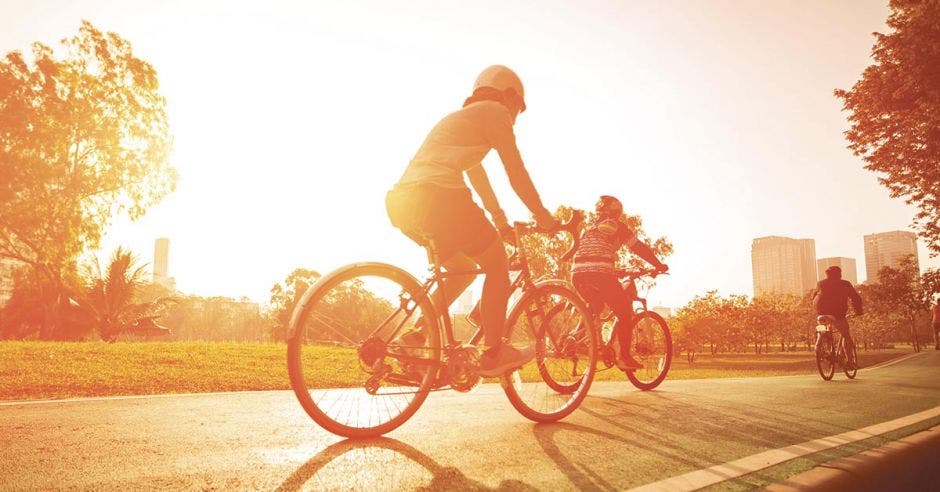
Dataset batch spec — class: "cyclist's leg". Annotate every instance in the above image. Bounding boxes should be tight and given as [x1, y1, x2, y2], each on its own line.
[432, 253, 477, 319]
[469, 238, 510, 349]
[833, 316, 855, 364]
[571, 273, 605, 319]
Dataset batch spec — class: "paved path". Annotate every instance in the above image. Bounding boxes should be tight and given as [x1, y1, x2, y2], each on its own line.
[2, 352, 939, 490]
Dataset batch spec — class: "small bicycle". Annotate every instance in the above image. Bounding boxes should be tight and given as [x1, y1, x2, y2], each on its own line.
[814, 314, 859, 381]
[538, 267, 673, 394]
[287, 212, 598, 438]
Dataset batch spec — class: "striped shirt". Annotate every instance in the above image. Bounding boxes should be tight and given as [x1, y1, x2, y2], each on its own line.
[572, 218, 637, 274]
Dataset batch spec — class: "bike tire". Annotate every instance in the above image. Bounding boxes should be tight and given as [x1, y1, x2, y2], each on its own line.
[287, 262, 442, 438]
[501, 281, 598, 423]
[843, 343, 858, 379]
[815, 334, 835, 381]
[625, 311, 673, 391]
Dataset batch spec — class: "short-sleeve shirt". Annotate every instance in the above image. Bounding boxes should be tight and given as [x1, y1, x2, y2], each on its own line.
[571, 218, 637, 275]
[396, 100, 522, 190]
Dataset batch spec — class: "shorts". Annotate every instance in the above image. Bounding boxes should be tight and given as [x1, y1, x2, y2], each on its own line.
[571, 271, 634, 320]
[386, 183, 498, 261]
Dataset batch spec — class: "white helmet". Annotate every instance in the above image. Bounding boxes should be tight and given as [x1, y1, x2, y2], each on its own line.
[473, 65, 526, 111]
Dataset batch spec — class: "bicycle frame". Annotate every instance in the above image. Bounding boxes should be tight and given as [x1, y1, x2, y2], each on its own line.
[370, 214, 583, 378]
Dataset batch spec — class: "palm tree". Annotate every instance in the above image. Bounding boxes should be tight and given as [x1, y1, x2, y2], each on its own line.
[76, 247, 170, 342]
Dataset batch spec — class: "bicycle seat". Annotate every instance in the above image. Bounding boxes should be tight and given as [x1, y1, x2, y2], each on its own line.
[816, 315, 836, 325]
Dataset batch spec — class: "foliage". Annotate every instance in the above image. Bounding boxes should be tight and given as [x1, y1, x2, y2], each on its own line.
[867, 255, 933, 351]
[268, 268, 321, 340]
[74, 247, 168, 342]
[0, 21, 176, 338]
[835, 1, 940, 253]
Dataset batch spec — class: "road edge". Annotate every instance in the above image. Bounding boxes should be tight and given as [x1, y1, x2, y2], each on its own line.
[765, 424, 940, 491]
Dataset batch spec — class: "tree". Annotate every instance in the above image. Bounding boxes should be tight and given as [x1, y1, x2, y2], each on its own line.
[835, 1, 940, 253]
[0, 21, 176, 338]
[869, 255, 931, 351]
[75, 247, 169, 342]
[268, 268, 321, 340]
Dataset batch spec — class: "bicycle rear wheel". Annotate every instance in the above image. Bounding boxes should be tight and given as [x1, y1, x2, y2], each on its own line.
[625, 311, 672, 391]
[843, 342, 858, 379]
[815, 334, 835, 381]
[501, 282, 597, 422]
[287, 263, 442, 438]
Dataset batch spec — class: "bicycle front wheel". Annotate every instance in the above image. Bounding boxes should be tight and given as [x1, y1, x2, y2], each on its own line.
[501, 282, 597, 422]
[815, 334, 835, 381]
[287, 262, 442, 438]
[625, 311, 672, 391]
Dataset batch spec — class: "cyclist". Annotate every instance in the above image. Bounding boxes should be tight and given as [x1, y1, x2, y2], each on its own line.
[813, 265, 863, 367]
[570, 195, 668, 371]
[386, 65, 559, 377]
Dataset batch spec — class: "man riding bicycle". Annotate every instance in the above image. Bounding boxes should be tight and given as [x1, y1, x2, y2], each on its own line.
[386, 65, 559, 377]
[813, 265, 863, 368]
[570, 195, 668, 371]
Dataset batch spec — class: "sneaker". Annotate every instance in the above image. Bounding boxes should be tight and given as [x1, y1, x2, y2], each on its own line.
[478, 344, 535, 377]
[615, 354, 643, 371]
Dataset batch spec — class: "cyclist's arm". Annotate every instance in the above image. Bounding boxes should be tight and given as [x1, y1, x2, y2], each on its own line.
[847, 281, 863, 314]
[484, 109, 553, 226]
[465, 164, 509, 229]
[812, 282, 822, 313]
[628, 240, 665, 270]
[611, 221, 664, 270]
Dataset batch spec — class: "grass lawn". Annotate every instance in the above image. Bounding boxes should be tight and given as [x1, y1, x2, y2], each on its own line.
[0, 341, 914, 401]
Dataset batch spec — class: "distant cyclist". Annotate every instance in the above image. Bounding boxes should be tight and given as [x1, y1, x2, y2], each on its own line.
[570, 195, 668, 371]
[386, 65, 559, 377]
[813, 265, 863, 367]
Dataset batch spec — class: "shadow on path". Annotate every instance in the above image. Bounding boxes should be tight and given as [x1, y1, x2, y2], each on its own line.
[276, 437, 538, 491]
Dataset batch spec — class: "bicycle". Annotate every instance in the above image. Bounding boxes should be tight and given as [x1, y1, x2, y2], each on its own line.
[540, 267, 672, 393]
[814, 314, 859, 381]
[286, 212, 598, 438]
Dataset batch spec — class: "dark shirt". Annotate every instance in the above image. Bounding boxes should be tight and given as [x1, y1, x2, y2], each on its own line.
[813, 277, 862, 317]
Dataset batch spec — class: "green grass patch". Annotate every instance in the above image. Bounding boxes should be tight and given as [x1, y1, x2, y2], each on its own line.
[0, 341, 913, 400]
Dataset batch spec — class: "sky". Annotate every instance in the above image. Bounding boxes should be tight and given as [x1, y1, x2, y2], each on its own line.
[2, 0, 937, 308]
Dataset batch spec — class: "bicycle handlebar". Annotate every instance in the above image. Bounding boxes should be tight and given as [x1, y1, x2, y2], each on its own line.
[617, 268, 668, 280]
[510, 209, 585, 261]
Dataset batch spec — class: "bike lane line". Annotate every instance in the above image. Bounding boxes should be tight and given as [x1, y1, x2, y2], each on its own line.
[860, 351, 924, 371]
[628, 405, 940, 492]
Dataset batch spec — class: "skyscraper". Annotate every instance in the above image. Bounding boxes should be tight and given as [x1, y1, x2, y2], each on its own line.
[153, 238, 174, 290]
[817, 257, 858, 286]
[751, 236, 817, 296]
[863, 231, 919, 282]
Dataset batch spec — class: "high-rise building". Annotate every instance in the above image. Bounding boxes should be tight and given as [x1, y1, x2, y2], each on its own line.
[817, 257, 858, 286]
[863, 231, 919, 282]
[153, 238, 175, 290]
[798, 239, 817, 293]
[751, 236, 817, 296]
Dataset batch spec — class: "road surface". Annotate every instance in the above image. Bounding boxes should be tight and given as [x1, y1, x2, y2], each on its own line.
[2, 352, 939, 490]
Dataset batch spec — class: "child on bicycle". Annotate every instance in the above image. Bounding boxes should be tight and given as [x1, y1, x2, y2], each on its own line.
[386, 65, 559, 377]
[571, 195, 668, 370]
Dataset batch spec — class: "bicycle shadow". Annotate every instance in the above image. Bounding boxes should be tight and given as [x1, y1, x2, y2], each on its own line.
[275, 437, 538, 491]
[531, 387, 892, 490]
